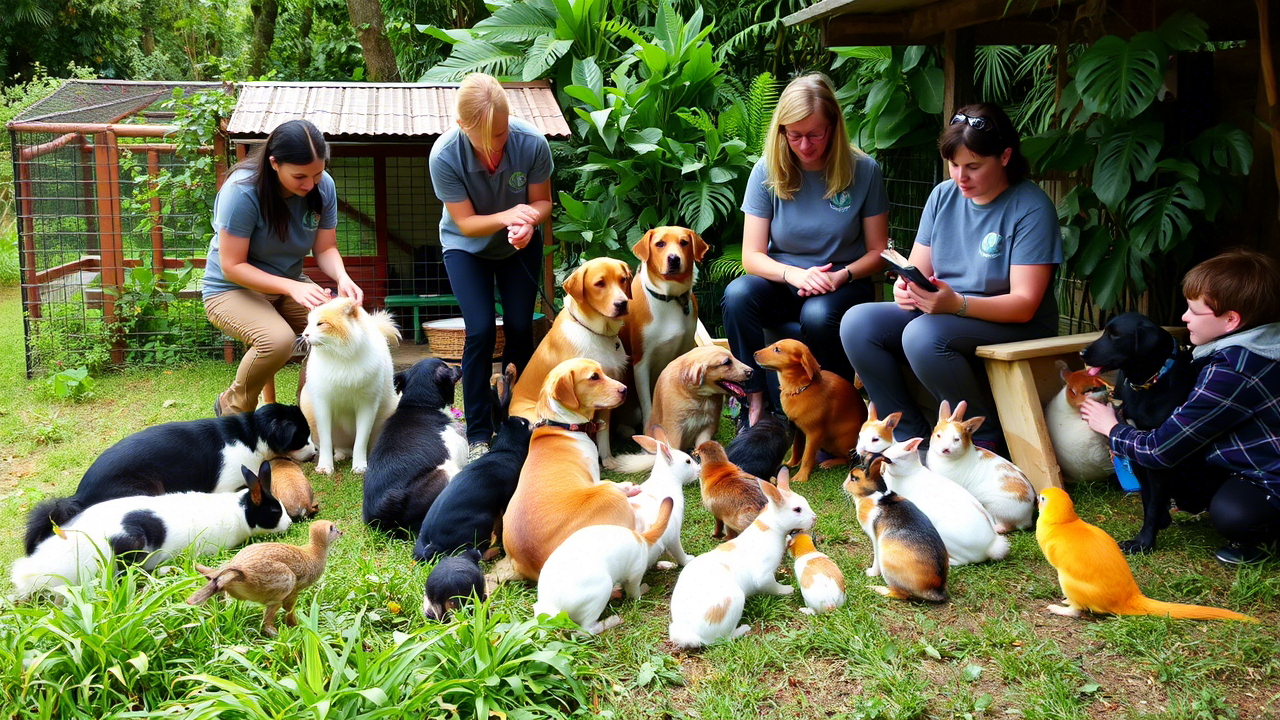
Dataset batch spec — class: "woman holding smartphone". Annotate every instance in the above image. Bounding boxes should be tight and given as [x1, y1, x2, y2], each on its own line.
[839, 102, 1062, 451]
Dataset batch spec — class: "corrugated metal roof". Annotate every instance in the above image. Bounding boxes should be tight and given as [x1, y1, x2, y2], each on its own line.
[226, 81, 571, 139]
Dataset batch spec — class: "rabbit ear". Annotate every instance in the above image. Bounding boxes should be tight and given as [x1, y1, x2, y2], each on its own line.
[632, 435, 658, 454]
[759, 476, 784, 505]
[884, 411, 902, 430]
[937, 400, 951, 423]
[963, 416, 985, 436]
[866, 402, 878, 422]
[657, 441, 674, 465]
[243, 464, 262, 504]
[776, 465, 791, 492]
[902, 437, 923, 453]
[950, 400, 967, 421]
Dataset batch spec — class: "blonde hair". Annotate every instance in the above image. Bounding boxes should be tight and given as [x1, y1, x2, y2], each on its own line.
[455, 73, 510, 157]
[762, 74, 863, 201]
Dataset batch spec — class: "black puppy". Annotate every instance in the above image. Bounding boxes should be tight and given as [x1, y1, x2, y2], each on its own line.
[1080, 312, 1197, 552]
[414, 415, 532, 560]
[726, 412, 795, 482]
[363, 358, 464, 535]
[422, 548, 487, 621]
[24, 403, 314, 555]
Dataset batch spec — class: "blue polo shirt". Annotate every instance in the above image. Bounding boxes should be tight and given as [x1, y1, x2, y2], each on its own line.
[428, 116, 554, 260]
[740, 152, 889, 268]
[203, 167, 338, 299]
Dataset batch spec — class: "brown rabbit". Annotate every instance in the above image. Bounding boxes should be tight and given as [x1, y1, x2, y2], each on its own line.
[695, 440, 767, 540]
[186, 520, 342, 637]
[269, 459, 319, 521]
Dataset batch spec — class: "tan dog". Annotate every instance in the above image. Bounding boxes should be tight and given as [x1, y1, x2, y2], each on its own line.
[621, 226, 708, 424]
[509, 257, 632, 466]
[754, 339, 867, 483]
[496, 358, 634, 583]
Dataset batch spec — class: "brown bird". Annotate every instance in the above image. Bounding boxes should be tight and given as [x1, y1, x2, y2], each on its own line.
[186, 520, 343, 636]
[695, 440, 767, 540]
[1036, 488, 1254, 622]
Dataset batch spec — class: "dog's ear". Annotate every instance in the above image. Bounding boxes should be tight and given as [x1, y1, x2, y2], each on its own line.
[937, 400, 951, 423]
[343, 296, 359, 316]
[561, 264, 587, 304]
[689, 229, 708, 262]
[681, 359, 708, 386]
[619, 261, 634, 299]
[884, 411, 902, 430]
[1055, 359, 1072, 383]
[950, 400, 967, 421]
[552, 368, 579, 409]
[393, 369, 408, 394]
[800, 347, 821, 384]
[631, 229, 655, 263]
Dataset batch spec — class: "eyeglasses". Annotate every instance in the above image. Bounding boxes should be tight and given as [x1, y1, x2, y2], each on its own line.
[783, 125, 830, 144]
[950, 113, 999, 136]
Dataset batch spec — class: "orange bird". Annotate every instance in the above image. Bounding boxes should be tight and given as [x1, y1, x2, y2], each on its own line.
[1035, 488, 1255, 622]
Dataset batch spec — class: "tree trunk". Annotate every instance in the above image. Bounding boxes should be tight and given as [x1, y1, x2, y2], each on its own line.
[345, 0, 401, 82]
[141, 27, 155, 56]
[298, 0, 314, 76]
[248, 0, 279, 78]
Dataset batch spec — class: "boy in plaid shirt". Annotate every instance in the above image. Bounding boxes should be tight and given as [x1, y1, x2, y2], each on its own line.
[1081, 248, 1280, 565]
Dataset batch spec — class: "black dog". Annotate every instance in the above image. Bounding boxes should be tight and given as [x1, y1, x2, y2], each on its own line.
[422, 547, 487, 621]
[726, 412, 795, 482]
[24, 403, 314, 555]
[363, 358, 464, 535]
[1080, 312, 1197, 552]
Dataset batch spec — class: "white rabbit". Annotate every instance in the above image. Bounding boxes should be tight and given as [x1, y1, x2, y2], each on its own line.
[533, 498, 673, 634]
[880, 439, 1009, 566]
[1044, 361, 1115, 482]
[628, 432, 699, 569]
[668, 467, 815, 649]
[12, 461, 290, 601]
[926, 401, 1036, 532]
[855, 402, 901, 463]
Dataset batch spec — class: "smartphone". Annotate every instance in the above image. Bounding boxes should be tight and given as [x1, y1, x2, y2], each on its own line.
[880, 249, 939, 292]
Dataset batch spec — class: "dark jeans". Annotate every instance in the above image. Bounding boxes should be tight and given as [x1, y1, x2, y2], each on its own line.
[1207, 475, 1280, 548]
[443, 240, 542, 444]
[721, 274, 874, 397]
[840, 302, 1055, 446]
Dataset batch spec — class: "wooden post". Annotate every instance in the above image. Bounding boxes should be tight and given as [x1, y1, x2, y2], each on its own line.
[373, 155, 389, 308]
[94, 131, 127, 366]
[1257, 0, 1280, 222]
[16, 162, 41, 321]
[79, 137, 98, 258]
[943, 28, 976, 120]
[147, 150, 164, 276]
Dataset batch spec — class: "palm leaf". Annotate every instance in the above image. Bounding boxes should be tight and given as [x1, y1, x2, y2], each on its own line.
[1075, 33, 1165, 120]
[471, 0, 558, 43]
[420, 40, 525, 82]
[974, 45, 1021, 103]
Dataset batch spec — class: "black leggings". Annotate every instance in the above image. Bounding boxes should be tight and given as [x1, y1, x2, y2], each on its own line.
[1209, 475, 1280, 547]
[443, 240, 542, 444]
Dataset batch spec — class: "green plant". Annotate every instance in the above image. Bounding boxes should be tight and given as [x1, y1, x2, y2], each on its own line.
[830, 45, 943, 151]
[1022, 11, 1252, 319]
[47, 366, 94, 401]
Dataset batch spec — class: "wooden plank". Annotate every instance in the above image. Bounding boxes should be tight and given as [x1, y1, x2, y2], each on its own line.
[147, 150, 164, 275]
[104, 131, 127, 366]
[975, 326, 1188, 362]
[943, 28, 975, 121]
[908, 0, 1072, 40]
[983, 358, 1064, 491]
[93, 133, 119, 338]
[16, 162, 41, 320]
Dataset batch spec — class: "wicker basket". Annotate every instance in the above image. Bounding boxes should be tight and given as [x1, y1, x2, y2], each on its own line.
[423, 317, 505, 360]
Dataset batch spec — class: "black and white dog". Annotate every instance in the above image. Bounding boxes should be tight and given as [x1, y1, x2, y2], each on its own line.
[24, 403, 314, 555]
[362, 358, 468, 535]
[1080, 312, 1197, 552]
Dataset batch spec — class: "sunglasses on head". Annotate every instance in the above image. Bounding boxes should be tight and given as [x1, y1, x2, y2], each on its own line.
[950, 113, 999, 136]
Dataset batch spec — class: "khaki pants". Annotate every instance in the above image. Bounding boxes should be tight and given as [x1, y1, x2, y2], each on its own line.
[205, 282, 312, 414]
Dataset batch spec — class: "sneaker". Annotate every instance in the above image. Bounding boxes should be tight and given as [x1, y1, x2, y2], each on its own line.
[1215, 543, 1267, 566]
[467, 442, 490, 463]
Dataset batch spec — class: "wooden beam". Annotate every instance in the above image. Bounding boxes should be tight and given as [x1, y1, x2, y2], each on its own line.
[823, 14, 910, 46]
[7, 122, 174, 137]
[16, 162, 40, 321]
[147, 150, 164, 275]
[943, 28, 975, 120]
[906, 0, 1073, 41]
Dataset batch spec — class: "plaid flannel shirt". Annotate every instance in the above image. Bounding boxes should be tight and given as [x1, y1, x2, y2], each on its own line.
[1109, 345, 1280, 510]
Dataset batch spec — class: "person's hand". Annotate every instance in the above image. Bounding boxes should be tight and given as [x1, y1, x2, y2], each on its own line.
[892, 276, 917, 310]
[794, 263, 836, 297]
[507, 222, 534, 249]
[1080, 398, 1120, 436]
[905, 276, 961, 314]
[336, 275, 364, 305]
[290, 279, 335, 310]
[499, 204, 540, 228]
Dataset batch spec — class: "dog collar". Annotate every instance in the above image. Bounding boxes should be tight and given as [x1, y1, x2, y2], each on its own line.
[645, 286, 692, 315]
[1126, 337, 1178, 391]
[786, 382, 812, 396]
[534, 419, 600, 437]
[568, 310, 623, 350]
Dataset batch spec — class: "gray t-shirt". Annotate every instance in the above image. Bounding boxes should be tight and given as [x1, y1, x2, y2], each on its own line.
[915, 179, 1063, 327]
[740, 152, 889, 268]
[202, 167, 338, 299]
[428, 116, 554, 260]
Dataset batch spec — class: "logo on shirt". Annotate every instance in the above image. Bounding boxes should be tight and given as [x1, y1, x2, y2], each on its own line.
[980, 232, 1003, 258]
[303, 211, 320, 231]
[829, 191, 851, 213]
[508, 171, 527, 192]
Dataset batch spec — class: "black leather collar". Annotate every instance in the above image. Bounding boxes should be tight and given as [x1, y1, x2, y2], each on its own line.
[645, 285, 692, 315]
[534, 419, 599, 438]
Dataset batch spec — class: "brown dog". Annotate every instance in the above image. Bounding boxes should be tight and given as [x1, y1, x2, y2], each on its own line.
[509, 257, 632, 465]
[496, 358, 634, 582]
[620, 226, 708, 424]
[755, 339, 866, 483]
[695, 440, 767, 540]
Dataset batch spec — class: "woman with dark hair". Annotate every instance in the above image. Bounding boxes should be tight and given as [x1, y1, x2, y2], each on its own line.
[203, 118, 363, 416]
[839, 103, 1062, 450]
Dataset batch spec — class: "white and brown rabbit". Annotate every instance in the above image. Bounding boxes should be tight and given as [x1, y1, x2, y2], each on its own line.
[855, 402, 901, 464]
[926, 401, 1035, 533]
[1044, 361, 1114, 482]
[844, 458, 949, 602]
[880, 439, 1009, 566]
[668, 467, 815, 648]
[185, 519, 342, 637]
[787, 532, 845, 614]
[628, 429, 699, 568]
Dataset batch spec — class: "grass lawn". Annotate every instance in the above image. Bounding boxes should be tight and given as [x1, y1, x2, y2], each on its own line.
[0, 282, 1277, 719]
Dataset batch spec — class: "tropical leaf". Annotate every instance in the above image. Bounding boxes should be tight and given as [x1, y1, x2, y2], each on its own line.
[522, 36, 574, 81]
[1126, 185, 1196, 253]
[974, 45, 1021, 102]
[1091, 244, 1130, 310]
[677, 181, 735, 234]
[420, 40, 524, 81]
[1186, 124, 1253, 175]
[1154, 10, 1208, 52]
[906, 66, 944, 115]
[1091, 123, 1163, 210]
[1022, 128, 1096, 173]
[472, 0, 557, 43]
[1075, 33, 1165, 120]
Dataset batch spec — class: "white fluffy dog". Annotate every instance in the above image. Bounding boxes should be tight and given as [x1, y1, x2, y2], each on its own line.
[299, 297, 400, 475]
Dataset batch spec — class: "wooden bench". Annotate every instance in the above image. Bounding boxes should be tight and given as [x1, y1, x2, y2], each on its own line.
[975, 327, 1188, 492]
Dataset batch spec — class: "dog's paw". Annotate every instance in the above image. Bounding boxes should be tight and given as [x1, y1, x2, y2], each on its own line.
[817, 457, 847, 469]
[315, 463, 334, 475]
[656, 561, 676, 571]
[333, 449, 348, 462]
[601, 456, 619, 471]
[352, 462, 368, 475]
[790, 472, 810, 483]
[1118, 536, 1155, 554]
[865, 566, 880, 577]
[799, 607, 816, 616]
